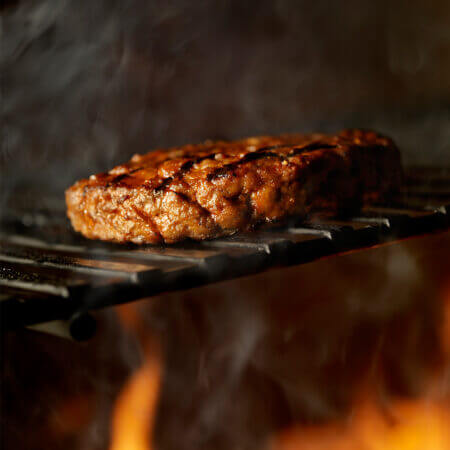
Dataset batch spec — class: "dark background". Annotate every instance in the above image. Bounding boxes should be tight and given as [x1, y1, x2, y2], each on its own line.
[1, 3, 450, 449]
[2, 0, 450, 211]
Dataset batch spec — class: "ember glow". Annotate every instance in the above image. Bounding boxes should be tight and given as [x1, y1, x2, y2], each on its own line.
[108, 240, 450, 450]
[271, 396, 450, 450]
[271, 276, 450, 450]
[109, 358, 161, 450]
[110, 303, 162, 450]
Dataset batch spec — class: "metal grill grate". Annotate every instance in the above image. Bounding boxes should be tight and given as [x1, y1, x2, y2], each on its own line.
[1, 168, 449, 333]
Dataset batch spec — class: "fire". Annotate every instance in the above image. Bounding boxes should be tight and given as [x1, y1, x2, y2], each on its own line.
[271, 397, 450, 450]
[271, 279, 450, 450]
[108, 258, 450, 450]
[109, 358, 161, 450]
[109, 302, 163, 450]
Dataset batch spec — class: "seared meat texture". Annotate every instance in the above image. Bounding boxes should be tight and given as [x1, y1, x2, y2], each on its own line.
[66, 129, 402, 244]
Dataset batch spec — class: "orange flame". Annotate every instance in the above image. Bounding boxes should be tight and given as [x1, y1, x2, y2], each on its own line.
[109, 302, 163, 450]
[271, 280, 450, 450]
[271, 397, 450, 450]
[109, 275, 450, 450]
[109, 357, 161, 450]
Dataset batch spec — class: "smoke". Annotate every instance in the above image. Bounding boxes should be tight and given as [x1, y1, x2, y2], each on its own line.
[2, 0, 135, 187]
[387, 1, 450, 77]
[2, 0, 450, 216]
[1, 2, 450, 447]
[131, 233, 448, 450]
[2, 232, 449, 450]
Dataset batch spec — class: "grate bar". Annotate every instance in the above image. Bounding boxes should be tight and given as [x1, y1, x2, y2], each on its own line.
[0, 246, 161, 283]
[1, 168, 449, 329]
[286, 227, 333, 239]
[0, 234, 222, 265]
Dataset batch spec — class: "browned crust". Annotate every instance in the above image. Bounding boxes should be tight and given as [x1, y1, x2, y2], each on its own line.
[65, 129, 402, 244]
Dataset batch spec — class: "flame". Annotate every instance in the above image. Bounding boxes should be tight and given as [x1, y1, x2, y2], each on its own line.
[109, 302, 163, 450]
[272, 396, 450, 450]
[108, 270, 450, 450]
[116, 303, 142, 332]
[109, 358, 161, 450]
[271, 280, 450, 450]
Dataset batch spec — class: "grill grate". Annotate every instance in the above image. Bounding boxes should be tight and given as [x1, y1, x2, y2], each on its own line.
[1, 168, 449, 332]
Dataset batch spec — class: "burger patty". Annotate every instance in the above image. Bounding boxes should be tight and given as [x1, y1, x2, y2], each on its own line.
[66, 129, 402, 244]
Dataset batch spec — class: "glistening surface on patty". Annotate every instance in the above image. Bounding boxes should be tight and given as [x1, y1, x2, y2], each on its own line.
[66, 129, 402, 244]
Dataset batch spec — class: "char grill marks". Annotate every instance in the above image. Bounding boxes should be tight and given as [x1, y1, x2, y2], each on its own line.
[66, 129, 402, 244]
[289, 142, 337, 155]
[206, 146, 288, 181]
[153, 153, 219, 193]
[151, 141, 340, 186]
[206, 142, 338, 181]
[154, 176, 174, 193]
[113, 153, 221, 192]
[111, 141, 339, 187]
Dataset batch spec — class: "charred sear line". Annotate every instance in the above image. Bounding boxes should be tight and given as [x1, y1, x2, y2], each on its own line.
[154, 177, 173, 193]
[207, 151, 284, 181]
[289, 142, 336, 156]
[111, 173, 130, 183]
[154, 153, 219, 192]
[155, 142, 336, 187]
[240, 151, 280, 162]
[207, 167, 232, 181]
[131, 206, 163, 241]
[168, 190, 217, 226]
[108, 167, 144, 185]
[179, 160, 195, 172]
[254, 145, 286, 152]
[179, 153, 218, 172]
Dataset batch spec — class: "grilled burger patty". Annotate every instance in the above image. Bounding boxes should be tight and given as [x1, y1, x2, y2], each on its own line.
[66, 129, 402, 244]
